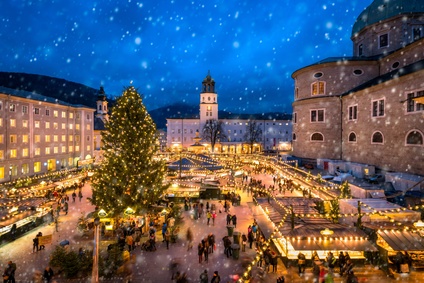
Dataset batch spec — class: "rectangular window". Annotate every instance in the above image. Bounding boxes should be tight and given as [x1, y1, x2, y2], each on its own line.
[22, 148, 29, 157]
[0, 151, 3, 160]
[35, 148, 41, 155]
[0, 102, 2, 111]
[10, 119, 16, 127]
[62, 146, 66, 153]
[76, 113, 80, 119]
[372, 99, 385, 117]
[35, 121, 40, 128]
[379, 33, 388, 48]
[9, 104, 16, 112]
[22, 135, 28, 143]
[310, 109, 325, 122]
[34, 135, 40, 143]
[86, 124, 91, 130]
[45, 147, 51, 154]
[54, 147, 58, 154]
[22, 105, 28, 114]
[75, 145, 80, 152]
[87, 145, 91, 151]
[34, 107, 40, 114]
[34, 162, 41, 173]
[406, 91, 424, 113]
[62, 111, 66, 118]
[53, 110, 58, 117]
[68, 158, 73, 166]
[45, 135, 51, 142]
[293, 112, 297, 124]
[22, 120, 28, 128]
[69, 146, 73, 152]
[0, 118, 2, 126]
[45, 109, 50, 116]
[45, 122, 50, 129]
[62, 135, 66, 142]
[54, 135, 59, 142]
[69, 135, 73, 142]
[10, 149, 17, 158]
[0, 135, 3, 143]
[312, 81, 325, 95]
[358, 44, 363, 56]
[22, 164, 29, 174]
[10, 135, 17, 143]
[70, 124, 74, 130]
[53, 123, 58, 129]
[62, 123, 66, 129]
[348, 105, 358, 120]
[69, 112, 73, 119]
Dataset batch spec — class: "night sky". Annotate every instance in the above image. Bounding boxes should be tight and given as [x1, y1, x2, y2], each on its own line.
[0, 0, 371, 113]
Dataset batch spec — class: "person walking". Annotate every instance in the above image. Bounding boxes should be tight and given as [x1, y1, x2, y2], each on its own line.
[63, 201, 69, 215]
[72, 191, 76, 202]
[162, 222, 168, 242]
[78, 190, 83, 202]
[207, 210, 212, 225]
[248, 230, 254, 249]
[186, 227, 193, 250]
[32, 236, 39, 253]
[241, 233, 247, 252]
[211, 271, 221, 283]
[226, 213, 232, 225]
[198, 242, 204, 263]
[42, 266, 54, 283]
[199, 269, 208, 283]
[165, 230, 171, 250]
[212, 211, 217, 226]
[231, 214, 237, 228]
[3, 261, 16, 283]
[297, 252, 306, 274]
[208, 233, 215, 254]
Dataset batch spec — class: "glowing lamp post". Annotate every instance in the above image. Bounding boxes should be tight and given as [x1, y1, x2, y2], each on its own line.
[92, 217, 100, 283]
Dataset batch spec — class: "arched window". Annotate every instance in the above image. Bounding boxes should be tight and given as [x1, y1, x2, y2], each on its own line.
[348, 132, 357, 143]
[311, 133, 324, 141]
[372, 131, 384, 144]
[406, 130, 423, 145]
[292, 133, 297, 141]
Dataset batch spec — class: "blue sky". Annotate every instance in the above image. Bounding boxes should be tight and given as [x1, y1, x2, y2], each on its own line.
[0, 0, 372, 113]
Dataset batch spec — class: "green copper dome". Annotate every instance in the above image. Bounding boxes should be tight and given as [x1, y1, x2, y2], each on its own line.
[352, 0, 424, 37]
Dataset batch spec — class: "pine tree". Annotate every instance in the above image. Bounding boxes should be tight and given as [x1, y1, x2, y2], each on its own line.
[90, 86, 168, 216]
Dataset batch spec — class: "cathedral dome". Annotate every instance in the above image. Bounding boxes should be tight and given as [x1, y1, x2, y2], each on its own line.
[352, 0, 424, 37]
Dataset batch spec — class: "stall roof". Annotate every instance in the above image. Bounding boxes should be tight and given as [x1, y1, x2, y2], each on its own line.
[377, 230, 424, 251]
[290, 238, 377, 252]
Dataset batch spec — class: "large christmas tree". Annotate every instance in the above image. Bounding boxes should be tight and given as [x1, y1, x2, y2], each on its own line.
[90, 86, 168, 216]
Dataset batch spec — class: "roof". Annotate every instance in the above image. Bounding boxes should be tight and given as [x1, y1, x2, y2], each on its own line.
[352, 0, 424, 36]
[94, 117, 106, 131]
[377, 230, 424, 251]
[0, 86, 93, 109]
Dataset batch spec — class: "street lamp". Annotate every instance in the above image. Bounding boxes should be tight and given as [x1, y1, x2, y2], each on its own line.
[92, 217, 100, 283]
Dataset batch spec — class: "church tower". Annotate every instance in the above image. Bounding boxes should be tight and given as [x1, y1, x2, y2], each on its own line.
[96, 86, 109, 122]
[199, 71, 218, 125]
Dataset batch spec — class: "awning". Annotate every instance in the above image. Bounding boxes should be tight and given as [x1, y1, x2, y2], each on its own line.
[377, 230, 424, 251]
[289, 238, 377, 252]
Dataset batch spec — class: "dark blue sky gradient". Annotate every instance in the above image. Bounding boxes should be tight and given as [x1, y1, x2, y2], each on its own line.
[0, 0, 371, 113]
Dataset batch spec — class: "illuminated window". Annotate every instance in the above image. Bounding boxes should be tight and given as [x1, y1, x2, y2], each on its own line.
[406, 91, 424, 113]
[45, 135, 50, 142]
[62, 123, 66, 129]
[54, 135, 58, 142]
[22, 120, 28, 127]
[68, 158, 73, 166]
[34, 162, 41, 173]
[53, 110, 58, 117]
[311, 81, 325, 95]
[69, 146, 73, 152]
[10, 135, 17, 143]
[54, 147, 59, 154]
[75, 145, 80, 152]
[0, 151, 3, 160]
[69, 124, 74, 130]
[35, 121, 40, 128]
[35, 148, 41, 155]
[22, 148, 29, 157]
[86, 124, 91, 130]
[45, 147, 51, 154]
[53, 123, 58, 129]
[62, 111, 66, 118]
[22, 164, 29, 174]
[22, 135, 28, 143]
[45, 122, 50, 129]
[69, 112, 74, 119]
[62, 135, 66, 142]
[0, 135, 3, 143]
[0, 167, 4, 178]
[62, 146, 66, 153]
[69, 135, 73, 142]
[0, 118, 2, 126]
[10, 119, 16, 127]
[87, 145, 91, 151]
[9, 104, 16, 112]
[34, 135, 40, 143]
[10, 149, 17, 158]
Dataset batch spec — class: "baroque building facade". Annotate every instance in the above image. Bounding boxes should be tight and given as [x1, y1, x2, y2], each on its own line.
[167, 72, 292, 153]
[291, 0, 424, 176]
[0, 86, 95, 182]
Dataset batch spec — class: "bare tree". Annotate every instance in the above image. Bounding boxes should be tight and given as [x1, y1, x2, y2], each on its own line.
[201, 119, 227, 152]
[243, 120, 262, 153]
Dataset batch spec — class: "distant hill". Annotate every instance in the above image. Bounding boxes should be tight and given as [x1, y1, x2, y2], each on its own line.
[0, 72, 291, 130]
[0, 71, 100, 108]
